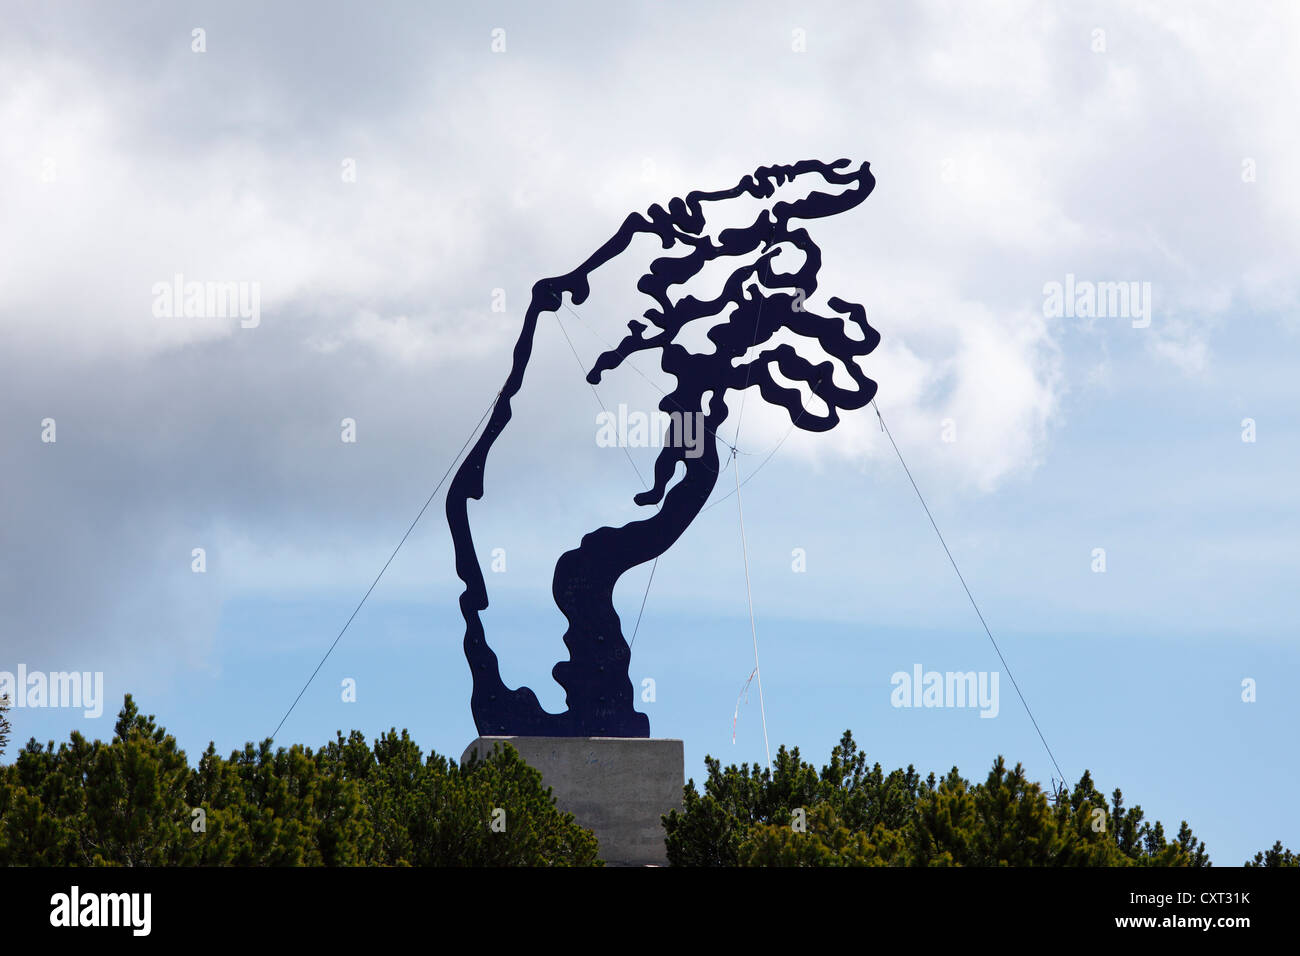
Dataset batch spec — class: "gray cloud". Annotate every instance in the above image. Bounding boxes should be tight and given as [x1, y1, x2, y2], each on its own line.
[2, 0, 1297, 675]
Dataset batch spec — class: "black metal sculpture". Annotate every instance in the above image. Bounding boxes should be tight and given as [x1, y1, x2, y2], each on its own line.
[447, 158, 879, 737]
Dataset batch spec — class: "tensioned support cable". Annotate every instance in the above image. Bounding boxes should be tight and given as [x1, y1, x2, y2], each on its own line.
[268, 388, 502, 743]
[870, 398, 1068, 786]
[732, 446, 772, 773]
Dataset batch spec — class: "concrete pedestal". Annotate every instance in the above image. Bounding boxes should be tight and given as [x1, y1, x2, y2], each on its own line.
[461, 736, 684, 866]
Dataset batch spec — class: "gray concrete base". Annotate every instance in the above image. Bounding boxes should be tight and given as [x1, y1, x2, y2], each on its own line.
[461, 736, 684, 866]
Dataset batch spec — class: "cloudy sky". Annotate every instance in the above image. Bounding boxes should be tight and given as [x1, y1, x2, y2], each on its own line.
[2, 0, 1297, 863]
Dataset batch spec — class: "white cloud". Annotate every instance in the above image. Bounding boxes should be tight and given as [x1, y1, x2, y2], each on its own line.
[1149, 320, 1210, 375]
[2, 0, 1298, 665]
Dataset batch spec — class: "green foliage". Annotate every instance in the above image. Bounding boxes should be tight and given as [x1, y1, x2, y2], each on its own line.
[663, 732, 920, 866]
[740, 804, 907, 866]
[0, 695, 599, 867]
[5, 709, 1287, 868]
[0, 695, 10, 762]
[665, 730, 1223, 867]
[311, 730, 600, 866]
[1246, 840, 1299, 867]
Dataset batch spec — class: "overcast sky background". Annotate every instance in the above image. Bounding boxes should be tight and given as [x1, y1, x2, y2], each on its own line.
[2, 0, 1298, 864]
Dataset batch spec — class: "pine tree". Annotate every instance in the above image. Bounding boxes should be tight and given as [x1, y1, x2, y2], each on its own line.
[1246, 840, 1299, 867]
[0, 694, 600, 866]
[0, 694, 10, 762]
[665, 730, 1226, 867]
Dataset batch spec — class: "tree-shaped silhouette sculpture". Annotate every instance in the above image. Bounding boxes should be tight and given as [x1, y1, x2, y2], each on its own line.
[447, 158, 879, 737]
